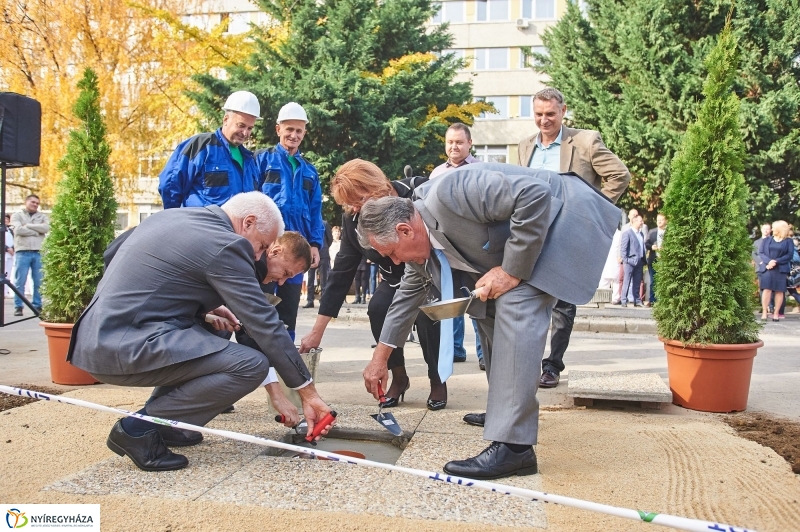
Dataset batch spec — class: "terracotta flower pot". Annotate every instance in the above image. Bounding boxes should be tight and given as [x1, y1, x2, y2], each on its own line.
[661, 337, 762, 413]
[39, 322, 99, 385]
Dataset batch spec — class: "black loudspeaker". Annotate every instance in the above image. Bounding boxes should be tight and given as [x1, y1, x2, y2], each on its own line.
[0, 92, 41, 168]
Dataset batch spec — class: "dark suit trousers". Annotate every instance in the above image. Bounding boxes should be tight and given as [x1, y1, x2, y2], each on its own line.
[264, 282, 303, 337]
[541, 299, 576, 374]
[306, 267, 318, 303]
[368, 280, 439, 380]
[354, 269, 370, 300]
[91, 342, 270, 427]
[622, 260, 643, 304]
[306, 260, 330, 303]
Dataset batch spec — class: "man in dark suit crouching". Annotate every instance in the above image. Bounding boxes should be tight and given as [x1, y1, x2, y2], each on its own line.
[68, 192, 334, 471]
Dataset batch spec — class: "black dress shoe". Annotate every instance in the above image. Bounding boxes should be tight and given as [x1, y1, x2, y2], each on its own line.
[221, 405, 235, 413]
[426, 398, 447, 411]
[156, 425, 203, 447]
[13, 308, 22, 316]
[478, 359, 486, 371]
[443, 442, 538, 479]
[302, 302, 314, 308]
[106, 420, 189, 472]
[463, 412, 485, 427]
[539, 370, 560, 388]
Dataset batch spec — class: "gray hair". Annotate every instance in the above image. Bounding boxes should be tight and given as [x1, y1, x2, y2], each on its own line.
[357, 197, 416, 249]
[533, 87, 565, 106]
[222, 191, 285, 236]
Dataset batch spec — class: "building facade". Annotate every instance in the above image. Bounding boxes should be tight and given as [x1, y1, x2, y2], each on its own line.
[430, 0, 568, 164]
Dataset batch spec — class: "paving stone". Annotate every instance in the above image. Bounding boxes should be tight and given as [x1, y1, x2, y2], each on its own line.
[199, 455, 387, 512]
[567, 370, 672, 403]
[378, 433, 547, 527]
[414, 408, 485, 436]
[42, 402, 546, 528]
[45, 447, 262, 499]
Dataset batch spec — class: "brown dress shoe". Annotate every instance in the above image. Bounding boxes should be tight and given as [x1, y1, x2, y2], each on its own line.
[539, 370, 560, 388]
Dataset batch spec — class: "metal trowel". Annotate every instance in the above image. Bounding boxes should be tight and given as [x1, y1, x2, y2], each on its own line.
[419, 287, 485, 321]
[265, 293, 282, 306]
[370, 385, 403, 436]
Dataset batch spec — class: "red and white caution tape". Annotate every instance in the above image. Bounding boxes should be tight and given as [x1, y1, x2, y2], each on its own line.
[0, 385, 756, 532]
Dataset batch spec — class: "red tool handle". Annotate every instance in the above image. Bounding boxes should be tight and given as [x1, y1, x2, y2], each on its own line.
[304, 411, 337, 442]
[275, 414, 287, 423]
[377, 385, 387, 404]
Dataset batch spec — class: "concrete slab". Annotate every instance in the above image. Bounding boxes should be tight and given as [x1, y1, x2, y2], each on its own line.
[42, 400, 546, 528]
[373, 433, 546, 527]
[567, 370, 672, 404]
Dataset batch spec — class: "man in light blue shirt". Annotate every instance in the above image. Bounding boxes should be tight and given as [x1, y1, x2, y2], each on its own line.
[528, 127, 562, 172]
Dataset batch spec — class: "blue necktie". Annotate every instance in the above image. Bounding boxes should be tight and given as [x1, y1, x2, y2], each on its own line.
[434, 249, 454, 382]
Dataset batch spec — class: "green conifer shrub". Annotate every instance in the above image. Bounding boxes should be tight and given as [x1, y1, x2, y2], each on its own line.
[652, 27, 760, 345]
[41, 68, 117, 323]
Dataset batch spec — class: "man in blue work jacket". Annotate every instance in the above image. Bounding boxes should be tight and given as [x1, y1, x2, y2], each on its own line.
[159, 91, 262, 208]
[256, 102, 324, 341]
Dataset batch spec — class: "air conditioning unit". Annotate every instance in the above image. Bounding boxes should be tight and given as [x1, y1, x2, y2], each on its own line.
[516, 18, 530, 29]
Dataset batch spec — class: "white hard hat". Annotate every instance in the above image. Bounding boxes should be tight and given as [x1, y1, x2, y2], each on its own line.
[222, 91, 262, 120]
[276, 102, 309, 124]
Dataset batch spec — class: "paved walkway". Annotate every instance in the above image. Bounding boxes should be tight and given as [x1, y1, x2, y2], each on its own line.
[1, 298, 799, 531]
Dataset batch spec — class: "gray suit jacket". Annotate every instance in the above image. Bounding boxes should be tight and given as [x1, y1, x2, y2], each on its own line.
[517, 126, 630, 204]
[68, 205, 310, 388]
[379, 163, 620, 347]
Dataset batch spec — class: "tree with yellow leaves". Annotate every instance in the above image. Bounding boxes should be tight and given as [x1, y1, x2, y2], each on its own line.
[0, 0, 253, 206]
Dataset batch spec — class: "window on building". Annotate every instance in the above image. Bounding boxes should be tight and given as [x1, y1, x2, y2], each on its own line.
[226, 12, 251, 34]
[521, 0, 555, 19]
[431, 1, 464, 23]
[477, 0, 509, 21]
[520, 95, 532, 117]
[139, 212, 150, 224]
[475, 96, 509, 119]
[520, 46, 547, 68]
[474, 145, 509, 163]
[475, 48, 509, 70]
[115, 213, 129, 231]
[535, 0, 555, 19]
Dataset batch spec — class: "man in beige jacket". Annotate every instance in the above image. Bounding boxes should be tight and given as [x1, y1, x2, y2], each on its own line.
[11, 194, 49, 316]
[517, 88, 630, 389]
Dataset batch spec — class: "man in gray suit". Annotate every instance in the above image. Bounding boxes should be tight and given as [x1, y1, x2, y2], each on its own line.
[357, 163, 619, 479]
[69, 192, 333, 472]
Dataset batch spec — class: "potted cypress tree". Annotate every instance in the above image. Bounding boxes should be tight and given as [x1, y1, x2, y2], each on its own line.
[40, 68, 117, 385]
[652, 25, 762, 412]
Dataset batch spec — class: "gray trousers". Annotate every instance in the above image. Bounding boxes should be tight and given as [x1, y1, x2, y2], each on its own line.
[474, 283, 557, 446]
[92, 342, 270, 427]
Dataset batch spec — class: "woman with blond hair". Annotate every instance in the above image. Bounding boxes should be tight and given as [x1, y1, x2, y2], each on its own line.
[757, 220, 794, 321]
[299, 159, 448, 410]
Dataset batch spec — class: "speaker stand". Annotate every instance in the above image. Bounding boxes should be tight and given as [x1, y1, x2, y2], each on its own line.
[1, 162, 41, 326]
